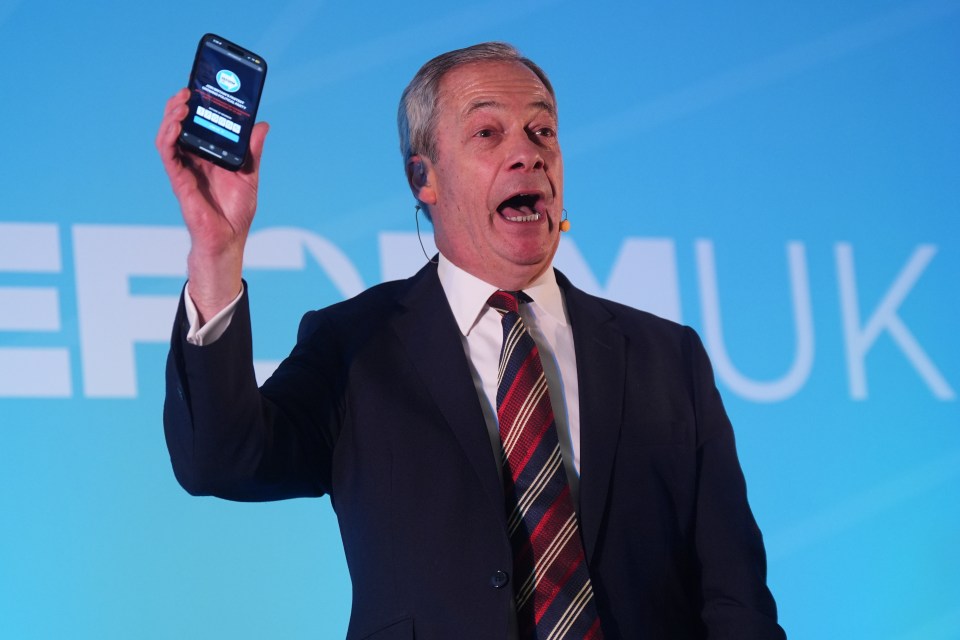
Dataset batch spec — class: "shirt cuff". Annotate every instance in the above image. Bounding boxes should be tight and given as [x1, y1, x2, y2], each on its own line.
[184, 283, 244, 346]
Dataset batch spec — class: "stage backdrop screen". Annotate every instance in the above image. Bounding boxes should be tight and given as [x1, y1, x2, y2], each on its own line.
[1, 1, 958, 638]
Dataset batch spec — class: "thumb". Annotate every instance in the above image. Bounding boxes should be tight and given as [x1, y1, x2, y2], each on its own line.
[244, 121, 270, 175]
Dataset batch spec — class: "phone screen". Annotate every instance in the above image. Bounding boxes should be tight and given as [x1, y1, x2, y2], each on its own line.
[178, 34, 267, 171]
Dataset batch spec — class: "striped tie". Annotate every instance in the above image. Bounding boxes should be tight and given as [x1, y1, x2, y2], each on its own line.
[488, 290, 603, 640]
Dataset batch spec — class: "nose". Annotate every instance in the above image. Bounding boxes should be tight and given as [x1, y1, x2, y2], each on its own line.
[506, 130, 545, 172]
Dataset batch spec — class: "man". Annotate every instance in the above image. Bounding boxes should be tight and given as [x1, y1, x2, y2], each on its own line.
[157, 42, 786, 639]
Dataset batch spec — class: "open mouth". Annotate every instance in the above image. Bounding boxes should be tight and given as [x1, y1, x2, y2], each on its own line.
[497, 193, 543, 223]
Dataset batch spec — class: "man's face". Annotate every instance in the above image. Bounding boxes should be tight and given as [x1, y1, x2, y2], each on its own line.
[414, 61, 563, 290]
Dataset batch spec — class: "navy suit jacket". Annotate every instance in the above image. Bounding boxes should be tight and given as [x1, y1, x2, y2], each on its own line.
[164, 262, 785, 639]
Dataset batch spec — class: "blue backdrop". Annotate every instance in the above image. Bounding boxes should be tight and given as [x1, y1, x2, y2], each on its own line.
[1, 1, 958, 637]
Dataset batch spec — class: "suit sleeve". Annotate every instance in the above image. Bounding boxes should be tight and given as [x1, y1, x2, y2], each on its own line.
[163, 285, 340, 501]
[684, 327, 787, 639]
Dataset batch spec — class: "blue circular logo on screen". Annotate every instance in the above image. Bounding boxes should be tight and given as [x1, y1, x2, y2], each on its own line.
[216, 70, 241, 93]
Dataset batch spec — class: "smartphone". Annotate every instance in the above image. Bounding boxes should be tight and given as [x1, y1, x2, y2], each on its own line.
[178, 34, 267, 171]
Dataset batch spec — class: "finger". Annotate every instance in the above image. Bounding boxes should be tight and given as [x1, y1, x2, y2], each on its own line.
[243, 121, 270, 176]
[156, 121, 184, 177]
[155, 110, 182, 157]
[156, 91, 187, 153]
[155, 88, 197, 182]
[162, 87, 190, 119]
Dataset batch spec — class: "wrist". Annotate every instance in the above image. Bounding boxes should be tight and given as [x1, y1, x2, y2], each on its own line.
[186, 247, 244, 323]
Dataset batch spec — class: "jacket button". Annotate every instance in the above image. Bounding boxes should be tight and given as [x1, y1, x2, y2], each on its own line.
[490, 570, 509, 589]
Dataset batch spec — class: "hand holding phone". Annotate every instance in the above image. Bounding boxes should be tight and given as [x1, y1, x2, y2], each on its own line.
[177, 34, 267, 171]
[155, 35, 270, 319]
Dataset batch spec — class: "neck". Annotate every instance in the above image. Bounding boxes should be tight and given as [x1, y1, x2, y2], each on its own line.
[445, 256, 550, 291]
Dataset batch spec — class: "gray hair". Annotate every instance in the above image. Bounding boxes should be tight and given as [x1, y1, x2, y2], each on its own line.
[398, 42, 555, 165]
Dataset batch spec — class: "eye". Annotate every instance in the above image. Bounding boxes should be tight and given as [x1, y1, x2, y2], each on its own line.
[475, 128, 495, 138]
[534, 127, 556, 138]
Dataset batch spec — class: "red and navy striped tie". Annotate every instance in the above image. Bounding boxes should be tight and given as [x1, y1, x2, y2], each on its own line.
[488, 290, 603, 640]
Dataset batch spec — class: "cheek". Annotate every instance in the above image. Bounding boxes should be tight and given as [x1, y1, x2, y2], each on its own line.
[436, 157, 498, 217]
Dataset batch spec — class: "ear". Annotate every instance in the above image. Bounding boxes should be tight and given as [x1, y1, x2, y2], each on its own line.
[405, 155, 438, 205]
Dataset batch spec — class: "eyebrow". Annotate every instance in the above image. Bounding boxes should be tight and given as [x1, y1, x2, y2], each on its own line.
[463, 99, 557, 118]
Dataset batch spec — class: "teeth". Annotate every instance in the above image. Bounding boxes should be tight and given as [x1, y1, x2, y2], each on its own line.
[503, 212, 541, 222]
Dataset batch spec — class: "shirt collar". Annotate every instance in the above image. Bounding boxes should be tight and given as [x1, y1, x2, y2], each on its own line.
[437, 253, 568, 337]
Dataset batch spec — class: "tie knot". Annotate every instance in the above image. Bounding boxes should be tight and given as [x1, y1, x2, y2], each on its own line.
[488, 290, 521, 315]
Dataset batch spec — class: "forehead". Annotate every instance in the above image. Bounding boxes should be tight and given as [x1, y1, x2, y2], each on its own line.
[437, 61, 555, 120]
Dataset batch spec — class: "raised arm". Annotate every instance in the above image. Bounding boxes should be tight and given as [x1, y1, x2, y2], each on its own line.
[155, 87, 269, 323]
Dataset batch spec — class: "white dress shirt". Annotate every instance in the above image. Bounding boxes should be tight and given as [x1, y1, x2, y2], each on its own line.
[436, 254, 583, 506]
[183, 254, 583, 503]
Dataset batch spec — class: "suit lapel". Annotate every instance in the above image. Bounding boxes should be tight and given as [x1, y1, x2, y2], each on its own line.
[392, 264, 508, 532]
[559, 272, 625, 563]
[387, 265, 625, 552]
